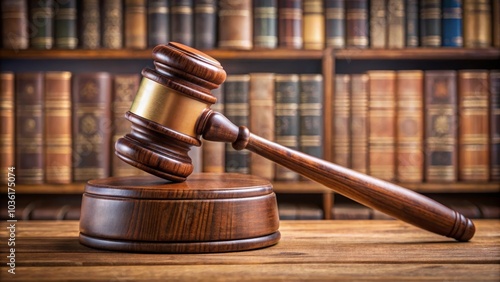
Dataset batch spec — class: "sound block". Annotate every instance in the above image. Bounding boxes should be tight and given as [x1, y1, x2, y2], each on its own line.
[79, 173, 280, 253]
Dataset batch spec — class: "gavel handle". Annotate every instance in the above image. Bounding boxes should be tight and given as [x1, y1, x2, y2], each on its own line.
[198, 110, 475, 241]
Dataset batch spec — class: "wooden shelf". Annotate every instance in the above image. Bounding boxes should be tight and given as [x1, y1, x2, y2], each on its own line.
[334, 48, 500, 60]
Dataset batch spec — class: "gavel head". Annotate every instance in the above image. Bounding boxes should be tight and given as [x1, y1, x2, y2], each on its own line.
[115, 42, 227, 182]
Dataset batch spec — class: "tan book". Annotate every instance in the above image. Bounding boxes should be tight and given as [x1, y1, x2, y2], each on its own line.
[102, 0, 123, 49]
[350, 74, 369, 174]
[124, 0, 147, 49]
[370, 0, 387, 48]
[218, 0, 252, 49]
[464, 0, 492, 48]
[0, 72, 15, 184]
[387, 0, 405, 48]
[333, 74, 350, 167]
[303, 0, 325, 50]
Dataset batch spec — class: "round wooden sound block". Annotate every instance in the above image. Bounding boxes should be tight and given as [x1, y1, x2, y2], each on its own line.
[79, 173, 280, 253]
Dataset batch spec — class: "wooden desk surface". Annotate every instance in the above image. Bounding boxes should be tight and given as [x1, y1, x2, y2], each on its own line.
[1, 220, 499, 281]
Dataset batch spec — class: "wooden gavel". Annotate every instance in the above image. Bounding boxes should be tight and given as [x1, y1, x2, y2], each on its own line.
[115, 42, 475, 242]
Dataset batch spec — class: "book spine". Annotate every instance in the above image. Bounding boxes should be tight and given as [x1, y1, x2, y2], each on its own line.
[253, 0, 278, 49]
[72, 73, 112, 182]
[1, 0, 29, 49]
[102, 0, 123, 49]
[194, 0, 217, 49]
[274, 74, 300, 181]
[218, 0, 252, 49]
[44, 72, 72, 184]
[442, 0, 463, 47]
[370, 0, 387, 49]
[491, 70, 500, 181]
[350, 74, 369, 174]
[325, 0, 345, 48]
[16, 72, 44, 184]
[464, 0, 492, 48]
[299, 74, 324, 159]
[148, 0, 169, 48]
[278, 0, 303, 49]
[224, 75, 250, 174]
[54, 0, 78, 49]
[405, 0, 419, 47]
[424, 70, 458, 182]
[333, 74, 351, 167]
[80, 0, 101, 49]
[420, 0, 442, 47]
[396, 70, 424, 182]
[346, 0, 369, 48]
[494, 0, 500, 47]
[202, 85, 225, 173]
[387, 0, 405, 48]
[0, 72, 15, 184]
[368, 71, 396, 181]
[171, 0, 193, 46]
[29, 0, 54, 49]
[125, 0, 147, 49]
[458, 70, 489, 181]
[303, 0, 324, 50]
[249, 73, 275, 180]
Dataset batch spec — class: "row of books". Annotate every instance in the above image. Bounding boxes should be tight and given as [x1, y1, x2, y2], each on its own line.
[2, 0, 499, 51]
[333, 70, 499, 183]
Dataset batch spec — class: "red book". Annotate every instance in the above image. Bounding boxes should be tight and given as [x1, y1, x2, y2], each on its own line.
[278, 0, 303, 49]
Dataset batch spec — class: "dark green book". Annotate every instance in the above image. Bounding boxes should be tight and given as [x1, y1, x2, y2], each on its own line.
[253, 0, 278, 49]
[148, 0, 169, 47]
[29, 0, 54, 49]
[194, 0, 217, 49]
[54, 0, 77, 49]
[299, 74, 324, 159]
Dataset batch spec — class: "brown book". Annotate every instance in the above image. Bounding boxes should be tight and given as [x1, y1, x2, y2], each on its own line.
[102, 0, 123, 49]
[1, 0, 28, 49]
[44, 72, 72, 184]
[346, 0, 369, 48]
[171, 0, 193, 46]
[370, 0, 387, 48]
[387, 0, 405, 48]
[350, 74, 368, 174]
[493, 0, 500, 47]
[194, 0, 217, 49]
[458, 70, 489, 181]
[218, 0, 252, 49]
[303, 0, 324, 50]
[16, 72, 44, 184]
[333, 74, 350, 167]
[125, 0, 147, 49]
[29, 0, 54, 49]
[424, 70, 458, 182]
[396, 70, 423, 182]
[278, 0, 303, 49]
[491, 70, 500, 181]
[368, 71, 396, 181]
[249, 73, 275, 180]
[464, 0, 492, 48]
[81, 0, 101, 49]
[0, 72, 15, 184]
[72, 73, 112, 182]
[202, 85, 225, 173]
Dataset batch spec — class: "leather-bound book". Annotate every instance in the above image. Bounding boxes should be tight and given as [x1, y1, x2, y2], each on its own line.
[224, 75, 250, 174]
[0, 72, 14, 184]
[303, 0, 324, 50]
[148, 0, 169, 48]
[464, 0, 492, 48]
[442, 0, 463, 47]
[15, 73, 44, 184]
[102, 0, 123, 49]
[274, 74, 300, 181]
[278, 0, 303, 49]
[1, 0, 28, 49]
[80, 0, 101, 49]
[370, 0, 386, 49]
[218, 0, 252, 49]
[72, 73, 112, 182]
[491, 70, 500, 181]
[325, 0, 345, 48]
[202, 85, 225, 173]
[253, 0, 278, 49]
[171, 0, 193, 46]
[44, 72, 72, 184]
[29, 0, 54, 49]
[458, 70, 489, 181]
[333, 74, 350, 168]
[125, 0, 147, 49]
[420, 0, 442, 47]
[299, 74, 324, 159]
[405, 0, 419, 47]
[494, 0, 500, 47]
[424, 70, 457, 182]
[387, 0, 405, 48]
[368, 71, 396, 181]
[396, 70, 424, 182]
[249, 73, 275, 180]
[350, 74, 369, 174]
[346, 0, 369, 48]
[54, 0, 78, 49]
[194, 0, 217, 49]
